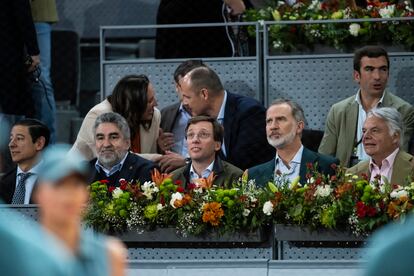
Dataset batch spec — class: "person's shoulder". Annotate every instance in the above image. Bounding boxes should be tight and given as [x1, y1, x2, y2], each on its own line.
[0, 167, 17, 183]
[171, 165, 187, 180]
[329, 94, 356, 112]
[386, 91, 413, 109]
[316, 150, 339, 165]
[347, 160, 369, 174]
[222, 160, 243, 175]
[128, 153, 156, 168]
[161, 102, 180, 114]
[227, 92, 264, 113]
[86, 99, 112, 117]
[248, 159, 274, 175]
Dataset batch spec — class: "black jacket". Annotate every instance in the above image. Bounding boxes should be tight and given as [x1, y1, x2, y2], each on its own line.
[0, 167, 37, 204]
[89, 152, 158, 186]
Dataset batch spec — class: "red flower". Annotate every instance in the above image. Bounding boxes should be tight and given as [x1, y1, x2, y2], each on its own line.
[361, 173, 368, 180]
[187, 183, 197, 190]
[119, 178, 127, 186]
[330, 163, 337, 170]
[392, 184, 399, 190]
[315, 178, 322, 185]
[175, 180, 183, 186]
[367, 207, 377, 217]
[160, 195, 165, 205]
[305, 173, 312, 179]
[356, 201, 367, 218]
[100, 179, 109, 184]
[306, 163, 313, 169]
[120, 183, 127, 191]
[176, 186, 185, 193]
[108, 186, 115, 193]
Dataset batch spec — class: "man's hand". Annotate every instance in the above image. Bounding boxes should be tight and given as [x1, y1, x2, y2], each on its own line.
[154, 151, 186, 173]
[157, 129, 175, 153]
[28, 55, 40, 72]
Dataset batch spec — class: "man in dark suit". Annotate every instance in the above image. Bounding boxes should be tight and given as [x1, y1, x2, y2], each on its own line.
[248, 99, 339, 187]
[89, 112, 157, 186]
[0, 119, 50, 204]
[156, 60, 206, 172]
[178, 66, 275, 170]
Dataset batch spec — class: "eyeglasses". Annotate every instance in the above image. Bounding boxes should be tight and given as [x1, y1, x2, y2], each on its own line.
[186, 131, 212, 140]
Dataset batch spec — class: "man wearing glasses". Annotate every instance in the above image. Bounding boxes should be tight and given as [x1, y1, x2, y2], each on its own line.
[171, 116, 242, 188]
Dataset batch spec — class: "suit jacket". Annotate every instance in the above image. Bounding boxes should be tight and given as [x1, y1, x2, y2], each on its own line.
[160, 102, 181, 133]
[319, 90, 414, 167]
[71, 99, 161, 161]
[89, 152, 158, 185]
[222, 92, 275, 170]
[171, 157, 243, 189]
[346, 150, 414, 186]
[247, 147, 339, 187]
[0, 167, 37, 204]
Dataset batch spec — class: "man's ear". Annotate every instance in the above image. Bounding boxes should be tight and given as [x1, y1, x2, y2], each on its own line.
[297, 121, 305, 134]
[200, 88, 209, 101]
[353, 70, 361, 83]
[214, 141, 221, 152]
[35, 136, 46, 151]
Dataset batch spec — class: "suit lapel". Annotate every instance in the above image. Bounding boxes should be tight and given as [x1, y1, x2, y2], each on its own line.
[391, 150, 413, 185]
[118, 153, 136, 182]
[166, 104, 181, 132]
[345, 100, 359, 161]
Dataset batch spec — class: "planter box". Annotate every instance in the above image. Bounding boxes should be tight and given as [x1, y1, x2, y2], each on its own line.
[274, 224, 364, 242]
[117, 227, 268, 244]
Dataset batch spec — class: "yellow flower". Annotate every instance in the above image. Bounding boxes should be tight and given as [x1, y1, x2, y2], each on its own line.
[331, 11, 343, 19]
[272, 10, 281, 21]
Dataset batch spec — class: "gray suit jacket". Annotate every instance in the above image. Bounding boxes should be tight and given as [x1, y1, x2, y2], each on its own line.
[319, 90, 414, 166]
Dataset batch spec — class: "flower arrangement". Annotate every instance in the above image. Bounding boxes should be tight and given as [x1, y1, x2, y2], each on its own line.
[84, 170, 266, 237]
[84, 166, 414, 238]
[244, 0, 414, 52]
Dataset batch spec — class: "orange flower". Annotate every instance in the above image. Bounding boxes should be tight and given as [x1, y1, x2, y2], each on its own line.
[194, 172, 216, 189]
[335, 182, 354, 199]
[151, 168, 172, 186]
[202, 202, 224, 226]
[173, 194, 192, 208]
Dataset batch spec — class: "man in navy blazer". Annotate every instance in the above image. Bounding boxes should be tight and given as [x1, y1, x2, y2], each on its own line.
[88, 112, 157, 186]
[179, 66, 275, 170]
[248, 99, 339, 187]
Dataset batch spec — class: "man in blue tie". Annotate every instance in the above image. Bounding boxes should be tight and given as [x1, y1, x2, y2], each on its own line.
[0, 119, 50, 204]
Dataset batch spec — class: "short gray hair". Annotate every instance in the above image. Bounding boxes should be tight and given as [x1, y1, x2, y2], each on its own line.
[93, 112, 131, 140]
[269, 98, 307, 126]
[367, 107, 403, 145]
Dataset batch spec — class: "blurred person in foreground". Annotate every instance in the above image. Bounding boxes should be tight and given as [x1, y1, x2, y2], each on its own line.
[347, 107, 414, 186]
[157, 60, 206, 172]
[364, 216, 414, 276]
[36, 144, 126, 276]
[248, 99, 339, 187]
[179, 66, 275, 171]
[72, 74, 161, 161]
[89, 112, 157, 185]
[171, 116, 243, 188]
[319, 46, 414, 167]
[0, 119, 50, 204]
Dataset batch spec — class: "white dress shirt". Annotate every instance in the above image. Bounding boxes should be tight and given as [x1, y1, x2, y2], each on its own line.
[171, 104, 192, 157]
[189, 160, 215, 183]
[16, 161, 42, 204]
[95, 152, 129, 177]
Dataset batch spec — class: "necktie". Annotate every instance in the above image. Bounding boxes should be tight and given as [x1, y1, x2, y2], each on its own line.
[11, 173, 32, 204]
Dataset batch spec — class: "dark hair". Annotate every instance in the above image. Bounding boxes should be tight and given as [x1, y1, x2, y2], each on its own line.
[353, 46, 390, 72]
[13, 118, 50, 148]
[185, 116, 224, 144]
[270, 98, 307, 126]
[108, 75, 151, 137]
[173, 60, 205, 84]
[186, 66, 224, 95]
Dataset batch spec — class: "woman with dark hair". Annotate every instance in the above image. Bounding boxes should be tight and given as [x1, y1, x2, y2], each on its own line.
[71, 75, 160, 161]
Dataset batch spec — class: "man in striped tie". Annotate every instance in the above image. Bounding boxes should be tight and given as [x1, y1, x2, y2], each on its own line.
[0, 119, 50, 204]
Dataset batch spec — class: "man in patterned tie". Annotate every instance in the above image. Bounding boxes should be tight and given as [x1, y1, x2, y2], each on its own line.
[0, 119, 50, 204]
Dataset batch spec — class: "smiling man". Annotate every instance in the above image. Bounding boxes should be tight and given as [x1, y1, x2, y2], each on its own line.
[0, 119, 50, 204]
[171, 116, 242, 188]
[248, 99, 338, 187]
[319, 46, 414, 167]
[89, 112, 157, 186]
[347, 107, 414, 185]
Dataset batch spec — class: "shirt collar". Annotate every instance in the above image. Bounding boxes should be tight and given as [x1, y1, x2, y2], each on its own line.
[17, 160, 43, 175]
[95, 152, 129, 176]
[275, 145, 304, 166]
[355, 89, 385, 107]
[217, 90, 228, 121]
[190, 160, 215, 179]
[179, 103, 191, 117]
[369, 147, 399, 171]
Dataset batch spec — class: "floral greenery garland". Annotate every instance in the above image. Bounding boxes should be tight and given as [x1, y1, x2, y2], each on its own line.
[243, 0, 414, 52]
[84, 165, 414, 237]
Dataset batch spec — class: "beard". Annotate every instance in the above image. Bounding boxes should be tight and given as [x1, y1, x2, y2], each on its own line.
[267, 128, 296, 149]
[97, 148, 126, 169]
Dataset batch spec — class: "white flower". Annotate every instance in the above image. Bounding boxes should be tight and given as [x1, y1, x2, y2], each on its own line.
[243, 209, 251, 217]
[349, 23, 361, 37]
[390, 189, 408, 199]
[263, 201, 274, 216]
[170, 192, 183, 208]
[157, 203, 164, 211]
[112, 187, 123, 199]
[314, 185, 332, 198]
[379, 5, 395, 18]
